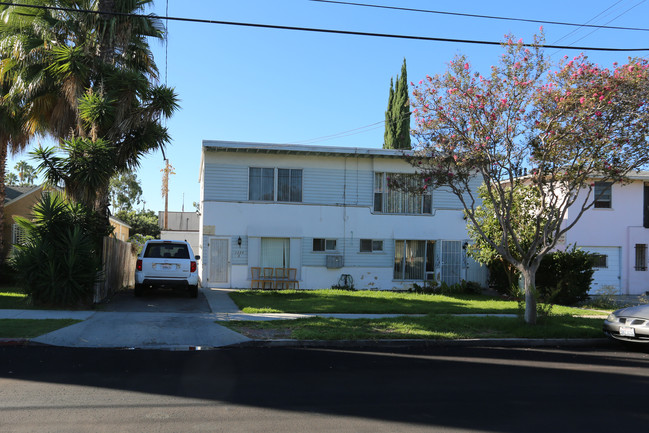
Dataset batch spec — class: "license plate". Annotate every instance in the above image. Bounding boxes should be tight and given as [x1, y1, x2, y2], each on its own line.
[160, 264, 173, 270]
[620, 326, 635, 337]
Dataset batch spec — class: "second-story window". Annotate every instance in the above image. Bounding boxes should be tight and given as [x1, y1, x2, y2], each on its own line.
[249, 168, 303, 202]
[249, 168, 274, 201]
[374, 172, 432, 214]
[278, 169, 302, 202]
[594, 182, 612, 209]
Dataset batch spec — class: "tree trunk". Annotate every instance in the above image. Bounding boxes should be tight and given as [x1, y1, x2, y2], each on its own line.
[0, 144, 7, 266]
[521, 267, 537, 325]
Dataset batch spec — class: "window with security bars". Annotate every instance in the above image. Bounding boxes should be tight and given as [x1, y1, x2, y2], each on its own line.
[635, 244, 647, 271]
[592, 254, 608, 268]
[374, 173, 432, 214]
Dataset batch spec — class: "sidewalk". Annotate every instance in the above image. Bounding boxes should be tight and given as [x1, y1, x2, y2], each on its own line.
[0, 288, 613, 350]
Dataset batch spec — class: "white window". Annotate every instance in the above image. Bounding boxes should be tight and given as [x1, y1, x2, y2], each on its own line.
[261, 238, 290, 268]
[394, 240, 435, 280]
[249, 168, 274, 201]
[313, 238, 336, 252]
[594, 182, 612, 209]
[360, 239, 383, 253]
[249, 168, 302, 202]
[12, 223, 28, 247]
[278, 169, 302, 202]
[374, 172, 432, 214]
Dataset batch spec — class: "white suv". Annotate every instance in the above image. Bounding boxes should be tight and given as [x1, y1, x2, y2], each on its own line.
[134, 240, 200, 298]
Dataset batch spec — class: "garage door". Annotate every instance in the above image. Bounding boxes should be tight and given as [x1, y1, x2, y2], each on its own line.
[582, 247, 621, 294]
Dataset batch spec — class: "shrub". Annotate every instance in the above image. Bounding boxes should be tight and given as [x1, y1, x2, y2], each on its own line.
[535, 246, 595, 306]
[487, 259, 519, 296]
[10, 194, 102, 307]
[411, 279, 483, 295]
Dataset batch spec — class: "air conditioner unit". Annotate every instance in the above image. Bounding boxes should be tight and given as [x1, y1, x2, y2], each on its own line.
[326, 255, 344, 269]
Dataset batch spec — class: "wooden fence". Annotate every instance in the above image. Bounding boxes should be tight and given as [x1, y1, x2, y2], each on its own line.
[93, 236, 137, 303]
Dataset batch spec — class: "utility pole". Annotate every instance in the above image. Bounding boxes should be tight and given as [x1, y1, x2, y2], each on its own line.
[161, 160, 175, 230]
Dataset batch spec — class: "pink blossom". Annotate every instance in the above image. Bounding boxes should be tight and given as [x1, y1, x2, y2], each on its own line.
[579, 97, 585, 104]
[464, 63, 469, 70]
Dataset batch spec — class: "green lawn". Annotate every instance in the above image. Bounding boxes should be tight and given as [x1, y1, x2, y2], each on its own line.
[224, 314, 605, 340]
[0, 319, 81, 338]
[229, 289, 604, 316]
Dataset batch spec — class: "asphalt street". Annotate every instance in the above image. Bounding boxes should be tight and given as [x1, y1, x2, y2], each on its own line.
[1, 344, 648, 432]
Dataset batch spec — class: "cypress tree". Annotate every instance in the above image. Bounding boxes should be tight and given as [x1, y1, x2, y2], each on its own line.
[383, 58, 411, 149]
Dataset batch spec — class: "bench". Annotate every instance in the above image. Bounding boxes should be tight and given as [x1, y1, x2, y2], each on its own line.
[250, 267, 299, 289]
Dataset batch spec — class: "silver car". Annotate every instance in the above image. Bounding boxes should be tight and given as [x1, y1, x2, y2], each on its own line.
[603, 304, 649, 343]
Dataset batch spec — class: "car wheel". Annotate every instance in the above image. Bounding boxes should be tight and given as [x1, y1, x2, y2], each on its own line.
[134, 284, 144, 297]
[189, 285, 198, 298]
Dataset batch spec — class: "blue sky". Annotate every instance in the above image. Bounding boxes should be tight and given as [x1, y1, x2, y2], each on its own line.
[7, 0, 649, 213]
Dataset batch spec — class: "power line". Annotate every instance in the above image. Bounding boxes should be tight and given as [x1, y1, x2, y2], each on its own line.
[559, 0, 646, 47]
[310, 0, 649, 32]
[1, 1, 648, 51]
[552, 0, 626, 45]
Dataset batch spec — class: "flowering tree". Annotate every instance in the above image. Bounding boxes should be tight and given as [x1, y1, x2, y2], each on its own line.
[408, 34, 649, 324]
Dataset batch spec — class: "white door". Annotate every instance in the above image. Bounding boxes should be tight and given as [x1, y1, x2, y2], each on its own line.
[208, 238, 229, 287]
[583, 246, 621, 293]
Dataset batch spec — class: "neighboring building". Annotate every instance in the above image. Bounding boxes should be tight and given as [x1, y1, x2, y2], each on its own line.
[159, 211, 200, 255]
[109, 216, 131, 242]
[3, 185, 131, 258]
[556, 173, 649, 295]
[198, 140, 487, 290]
[2, 185, 43, 259]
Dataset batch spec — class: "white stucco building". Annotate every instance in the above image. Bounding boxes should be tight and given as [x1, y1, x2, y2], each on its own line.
[559, 173, 649, 295]
[197, 141, 488, 290]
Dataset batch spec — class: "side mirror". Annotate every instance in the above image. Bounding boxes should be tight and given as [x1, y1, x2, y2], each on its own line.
[194, 255, 200, 260]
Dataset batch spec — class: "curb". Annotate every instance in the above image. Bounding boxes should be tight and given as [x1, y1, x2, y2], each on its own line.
[233, 337, 616, 349]
[1, 337, 616, 351]
[0, 338, 29, 346]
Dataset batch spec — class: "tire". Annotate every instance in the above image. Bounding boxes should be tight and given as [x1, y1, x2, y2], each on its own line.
[134, 284, 144, 297]
[189, 285, 198, 298]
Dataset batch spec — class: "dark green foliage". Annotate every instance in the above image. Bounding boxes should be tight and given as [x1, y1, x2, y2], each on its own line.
[115, 209, 160, 239]
[384, 58, 411, 149]
[535, 246, 595, 306]
[487, 259, 519, 296]
[487, 247, 595, 305]
[109, 172, 143, 212]
[10, 193, 103, 306]
[411, 279, 483, 295]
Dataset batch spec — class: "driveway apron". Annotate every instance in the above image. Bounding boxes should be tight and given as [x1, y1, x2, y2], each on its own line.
[31, 288, 251, 349]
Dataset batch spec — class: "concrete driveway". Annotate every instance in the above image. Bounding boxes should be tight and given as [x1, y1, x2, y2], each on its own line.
[99, 288, 212, 313]
[29, 288, 252, 350]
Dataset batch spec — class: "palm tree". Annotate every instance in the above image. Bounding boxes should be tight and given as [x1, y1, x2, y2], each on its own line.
[0, 1, 178, 226]
[5, 172, 19, 185]
[0, 90, 30, 263]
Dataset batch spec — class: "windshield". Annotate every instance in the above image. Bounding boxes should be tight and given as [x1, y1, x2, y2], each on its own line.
[144, 243, 190, 259]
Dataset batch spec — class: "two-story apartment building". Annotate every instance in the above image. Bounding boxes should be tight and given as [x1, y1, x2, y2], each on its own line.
[558, 173, 649, 295]
[198, 141, 487, 290]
